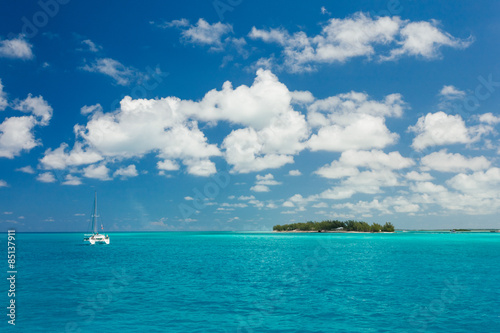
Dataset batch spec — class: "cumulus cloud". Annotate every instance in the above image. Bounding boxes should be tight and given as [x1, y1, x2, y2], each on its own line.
[409, 112, 491, 150]
[447, 168, 500, 195]
[383, 20, 472, 61]
[62, 174, 82, 186]
[180, 69, 308, 173]
[249, 12, 471, 72]
[83, 164, 111, 180]
[13, 94, 53, 125]
[316, 150, 413, 179]
[16, 166, 35, 174]
[63, 96, 220, 176]
[439, 85, 466, 99]
[113, 164, 138, 178]
[0, 180, 8, 187]
[40, 143, 103, 169]
[307, 92, 404, 152]
[36, 172, 56, 183]
[161, 18, 234, 51]
[251, 173, 281, 192]
[421, 149, 491, 172]
[288, 169, 301, 176]
[0, 88, 51, 159]
[405, 171, 433, 181]
[479, 113, 500, 125]
[157, 159, 180, 171]
[0, 36, 33, 60]
[0, 116, 39, 158]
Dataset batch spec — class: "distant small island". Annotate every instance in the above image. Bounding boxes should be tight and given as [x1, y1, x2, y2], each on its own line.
[273, 220, 395, 233]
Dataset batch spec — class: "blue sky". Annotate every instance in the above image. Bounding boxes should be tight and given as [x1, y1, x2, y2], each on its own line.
[1, 0, 500, 232]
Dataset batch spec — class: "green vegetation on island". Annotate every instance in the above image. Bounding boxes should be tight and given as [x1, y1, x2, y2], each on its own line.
[273, 220, 395, 233]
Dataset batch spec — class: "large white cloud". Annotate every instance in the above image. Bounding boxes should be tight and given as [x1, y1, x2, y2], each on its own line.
[410, 112, 490, 150]
[0, 116, 38, 158]
[307, 92, 404, 152]
[0, 89, 53, 159]
[13, 94, 53, 125]
[179, 69, 309, 173]
[316, 149, 414, 179]
[40, 143, 103, 169]
[249, 12, 471, 72]
[383, 21, 472, 60]
[421, 149, 491, 172]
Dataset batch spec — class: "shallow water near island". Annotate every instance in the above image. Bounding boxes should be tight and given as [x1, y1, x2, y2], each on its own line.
[4, 231, 500, 332]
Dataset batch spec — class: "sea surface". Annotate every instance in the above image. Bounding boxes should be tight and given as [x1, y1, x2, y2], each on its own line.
[1, 231, 500, 332]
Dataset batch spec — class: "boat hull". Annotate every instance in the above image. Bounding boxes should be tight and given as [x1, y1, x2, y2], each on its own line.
[84, 234, 110, 245]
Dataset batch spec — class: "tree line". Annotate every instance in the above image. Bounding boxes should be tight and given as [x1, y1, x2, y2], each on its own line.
[273, 220, 395, 232]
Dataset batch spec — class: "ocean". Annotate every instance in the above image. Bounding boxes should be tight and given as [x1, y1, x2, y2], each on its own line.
[2, 231, 499, 332]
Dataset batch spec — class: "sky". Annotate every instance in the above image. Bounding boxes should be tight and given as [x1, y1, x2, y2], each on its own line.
[0, 0, 500, 232]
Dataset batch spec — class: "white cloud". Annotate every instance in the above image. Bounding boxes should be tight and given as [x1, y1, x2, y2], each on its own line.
[83, 164, 111, 180]
[307, 92, 404, 152]
[184, 196, 194, 201]
[250, 184, 270, 192]
[479, 113, 500, 125]
[0, 116, 38, 158]
[315, 150, 414, 179]
[421, 150, 491, 172]
[166, 18, 233, 51]
[82, 58, 136, 86]
[288, 169, 301, 176]
[405, 171, 433, 181]
[113, 165, 138, 178]
[238, 195, 255, 200]
[410, 181, 448, 194]
[439, 85, 466, 98]
[251, 173, 281, 192]
[62, 174, 82, 186]
[447, 168, 500, 197]
[157, 160, 180, 171]
[13, 94, 53, 125]
[410, 112, 490, 150]
[81, 39, 101, 52]
[179, 69, 308, 173]
[40, 143, 103, 169]
[0, 180, 8, 187]
[315, 161, 359, 179]
[0, 36, 33, 60]
[321, 6, 331, 15]
[0, 80, 7, 111]
[80, 104, 103, 115]
[36, 172, 56, 183]
[384, 20, 472, 61]
[69, 96, 220, 176]
[249, 12, 471, 72]
[183, 158, 217, 176]
[16, 165, 35, 174]
[255, 173, 281, 185]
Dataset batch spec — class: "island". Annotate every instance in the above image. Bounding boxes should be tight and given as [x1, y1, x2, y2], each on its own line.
[273, 220, 395, 233]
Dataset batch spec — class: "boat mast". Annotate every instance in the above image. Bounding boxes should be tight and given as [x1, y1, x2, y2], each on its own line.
[93, 191, 98, 234]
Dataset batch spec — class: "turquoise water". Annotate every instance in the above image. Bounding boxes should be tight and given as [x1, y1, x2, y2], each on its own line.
[2, 232, 500, 332]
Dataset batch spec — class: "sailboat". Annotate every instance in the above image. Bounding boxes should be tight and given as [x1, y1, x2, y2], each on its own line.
[83, 192, 110, 245]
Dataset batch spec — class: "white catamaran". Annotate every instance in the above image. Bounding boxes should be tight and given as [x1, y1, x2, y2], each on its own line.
[83, 192, 110, 245]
